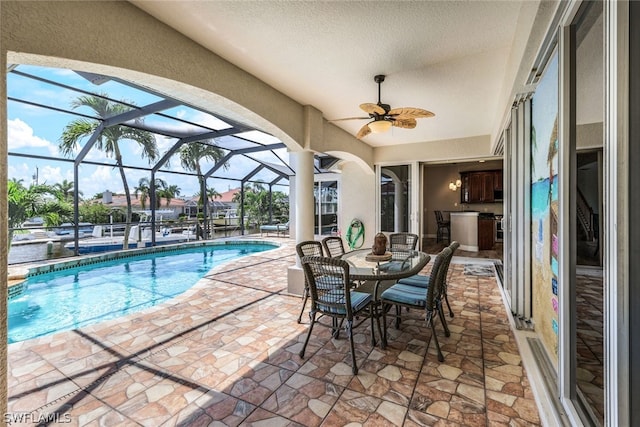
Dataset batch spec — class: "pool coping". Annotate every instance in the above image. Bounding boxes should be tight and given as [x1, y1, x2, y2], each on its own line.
[7, 238, 292, 344]
[6, 238, 283, 294]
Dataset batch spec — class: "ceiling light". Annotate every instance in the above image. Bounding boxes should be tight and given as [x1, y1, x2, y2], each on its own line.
[455, 179, 462, 188]
[449, 182, 458, 191]
[368, 120, 392, 133]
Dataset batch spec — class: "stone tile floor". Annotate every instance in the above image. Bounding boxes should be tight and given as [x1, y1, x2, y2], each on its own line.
[7, 239, 541, 426]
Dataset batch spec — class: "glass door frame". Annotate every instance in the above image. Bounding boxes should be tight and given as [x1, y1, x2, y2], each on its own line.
[558, 1, 630, 424]
[375, 162, 420, 240]
[313, 173, 340, 238]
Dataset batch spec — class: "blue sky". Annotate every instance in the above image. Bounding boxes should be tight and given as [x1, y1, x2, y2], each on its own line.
[531, 51, 558, 183]
[7, 65, 291, 198]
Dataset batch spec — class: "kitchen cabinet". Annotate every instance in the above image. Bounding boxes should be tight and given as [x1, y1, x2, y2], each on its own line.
[478, 217, 495, 250]
[493, 170, 503, 191]
[460, 170, 499, 203]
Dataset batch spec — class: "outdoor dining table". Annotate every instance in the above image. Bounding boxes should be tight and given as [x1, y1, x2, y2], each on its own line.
[339, 248, 431, 346]
[340, 248, 430, 288]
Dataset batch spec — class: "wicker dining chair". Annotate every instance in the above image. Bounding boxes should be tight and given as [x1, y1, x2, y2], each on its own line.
[295, 240, 324, 323]
[395, 241, 460, 318]
[299, 255, 380, 374]
[322, 236, 346, 258]
[389, 232, 419, 251]
[380, 247, 452, 362]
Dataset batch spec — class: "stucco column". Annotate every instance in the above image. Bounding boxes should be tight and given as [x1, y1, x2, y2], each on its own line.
[293, 150, 315, 246]
[288, 150, 314, 295]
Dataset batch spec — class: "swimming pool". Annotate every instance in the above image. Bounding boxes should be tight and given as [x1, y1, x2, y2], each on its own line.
[8, 242, 276, 343]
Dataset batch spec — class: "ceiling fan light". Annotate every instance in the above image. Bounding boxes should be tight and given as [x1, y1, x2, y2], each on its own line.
[368, 120, 392, 133]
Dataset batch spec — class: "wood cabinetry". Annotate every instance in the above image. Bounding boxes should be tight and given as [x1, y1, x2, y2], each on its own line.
[460, 170, 503, 203]
[493, 170, 503, 191]
[478, 218, 495, 250]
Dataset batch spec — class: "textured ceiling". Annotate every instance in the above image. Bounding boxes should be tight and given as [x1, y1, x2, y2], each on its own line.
[132, 1, 529, 148]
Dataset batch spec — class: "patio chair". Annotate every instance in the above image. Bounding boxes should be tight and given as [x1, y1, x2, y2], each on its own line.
[379, 232, 419, 272]
[295, 240, 324, 323]
[277, 221, 290, 236]
[380, 247, 452, 362]
[395, 241, 459, 318]
[260, 221, 289, 237]
[322, 236, 346, 258]
[389, 232, 419, 251]
[435, 210, 451, 243]
[299, 255, 380, 374]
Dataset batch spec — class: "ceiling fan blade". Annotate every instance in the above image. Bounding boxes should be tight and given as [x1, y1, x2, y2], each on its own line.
[392, 118, 417, 129]
[388, 107, 435, 119]
[328, 116, 370, 122]
[360, 103, 385, 115]
[356, 123, 372, 139]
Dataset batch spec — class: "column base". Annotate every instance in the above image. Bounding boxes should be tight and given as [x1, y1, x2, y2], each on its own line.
[287, 265, 305, 296]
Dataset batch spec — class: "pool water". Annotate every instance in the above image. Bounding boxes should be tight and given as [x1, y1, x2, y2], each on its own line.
[8, 243, 275, 343]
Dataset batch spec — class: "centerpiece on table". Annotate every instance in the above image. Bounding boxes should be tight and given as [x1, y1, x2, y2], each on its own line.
[365, 232, 392, 261]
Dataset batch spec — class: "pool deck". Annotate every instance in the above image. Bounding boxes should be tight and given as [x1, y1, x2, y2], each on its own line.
[7, 237, 541, 426]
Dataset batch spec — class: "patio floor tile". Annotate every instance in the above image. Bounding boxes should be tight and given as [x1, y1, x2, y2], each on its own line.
[6, 238, 542, 425]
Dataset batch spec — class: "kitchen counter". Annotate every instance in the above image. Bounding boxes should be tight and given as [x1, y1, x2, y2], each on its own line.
[450, 212, 479, 252]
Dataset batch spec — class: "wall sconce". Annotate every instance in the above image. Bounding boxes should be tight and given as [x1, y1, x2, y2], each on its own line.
[449, 179, 462, 191]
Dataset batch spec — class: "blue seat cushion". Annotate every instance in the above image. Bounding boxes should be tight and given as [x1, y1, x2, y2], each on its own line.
[378, 261, 406, 272]
[381, 283, 427, 307]
[315, 275, 338, 289]
[397, 274, 430, 288]
[318, 290, 372, 314]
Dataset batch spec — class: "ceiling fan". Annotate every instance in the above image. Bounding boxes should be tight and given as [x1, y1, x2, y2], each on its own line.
[331, 75, 435, 139]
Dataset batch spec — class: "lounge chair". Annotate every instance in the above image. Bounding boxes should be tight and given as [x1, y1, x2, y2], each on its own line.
[260, 221, 289, 237]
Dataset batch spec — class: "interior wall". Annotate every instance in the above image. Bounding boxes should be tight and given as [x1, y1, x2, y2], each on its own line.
[375, 135, 495, 164]
[339, 162, 376, 249]
[422, 160, 503, 237]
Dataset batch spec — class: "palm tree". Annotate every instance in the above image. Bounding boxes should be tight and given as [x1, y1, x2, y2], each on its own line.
[7, 181, 59, 247]
[59, 94, 158, 249]
[161, 184, 181, 207]
[134, 177, 151, 210]
[53, 179, 81, 202]
[233, 182, 270, 226]
[134, 177, 170, 209]
[179, 141, 227, 210]
[207, 188, 221, 203]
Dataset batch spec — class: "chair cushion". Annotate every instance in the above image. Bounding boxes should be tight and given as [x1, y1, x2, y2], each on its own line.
[381, 283, 427, 307]
[315, 275, 337, 289]
[317, 290, 372, 314]
[378, 261, 406, 272]
[260, 225, 280, 231]
[397, 274, 430, 288]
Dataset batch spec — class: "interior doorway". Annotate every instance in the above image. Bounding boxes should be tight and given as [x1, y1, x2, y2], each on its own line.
[576, 150, 602, 267]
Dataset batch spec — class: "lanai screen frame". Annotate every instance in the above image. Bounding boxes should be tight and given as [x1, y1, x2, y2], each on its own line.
[7, 64, 330, 254]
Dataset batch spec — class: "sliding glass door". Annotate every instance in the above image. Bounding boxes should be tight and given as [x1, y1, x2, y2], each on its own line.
[313, 179, 338, 236]
[379, 165, 410, 233]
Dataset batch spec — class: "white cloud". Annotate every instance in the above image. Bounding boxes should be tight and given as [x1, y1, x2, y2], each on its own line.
[8, 118, 59, 156]
[79, 166, 121, 197]
[7, 162, 35, 184]
[38, 165, 66, 185]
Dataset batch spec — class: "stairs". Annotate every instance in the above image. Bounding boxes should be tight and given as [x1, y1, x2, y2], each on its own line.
[577, 189, 595, 241]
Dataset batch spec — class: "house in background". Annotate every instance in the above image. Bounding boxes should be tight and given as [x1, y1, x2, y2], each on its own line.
[183, 187, 240, 219]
